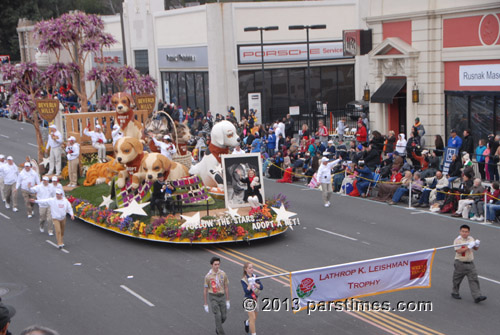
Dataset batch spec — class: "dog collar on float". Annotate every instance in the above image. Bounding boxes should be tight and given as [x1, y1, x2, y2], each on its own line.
[116, 109, 134, 129]
[208, 143, 230, 164]
[125, 152, 145, 174]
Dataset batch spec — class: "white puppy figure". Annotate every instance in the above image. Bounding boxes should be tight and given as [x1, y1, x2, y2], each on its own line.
[189, 120, 240, 187]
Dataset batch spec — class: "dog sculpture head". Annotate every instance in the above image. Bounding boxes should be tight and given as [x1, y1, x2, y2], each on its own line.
[141, 152, 172, 181]
[111, 92, 135, 114]
[210, 120, 240, 148]
[114, 137, 143, 164]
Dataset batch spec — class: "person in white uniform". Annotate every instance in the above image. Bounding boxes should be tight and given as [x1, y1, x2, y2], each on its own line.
[30, 176, 54, 235]
[152, 134, 177, 160]
[65, 136, 80, 187]
[49, 176, 65, 197]
[0, 156, 18, 211]
[84, 124, 107, 162]
[16, 162, 40, 218]
[46, 125, 63, 175]
[111, 124, 123, 146]
[0, 154, 6, 202]
[31, 189, 74, 249]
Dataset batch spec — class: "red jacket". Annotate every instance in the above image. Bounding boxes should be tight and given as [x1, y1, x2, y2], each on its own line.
[356, 126, 367, 142]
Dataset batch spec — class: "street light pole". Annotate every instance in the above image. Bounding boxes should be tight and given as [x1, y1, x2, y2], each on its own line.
[289, 24, 326, 133]
[244, 26, 278, 125]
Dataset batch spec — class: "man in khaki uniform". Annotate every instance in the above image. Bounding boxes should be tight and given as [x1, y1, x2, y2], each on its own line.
[203, 257, 230, 335]
[452, 224, 487, 303]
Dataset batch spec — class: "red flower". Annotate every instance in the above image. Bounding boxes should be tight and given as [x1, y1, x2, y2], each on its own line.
[299, 278, 315, 294]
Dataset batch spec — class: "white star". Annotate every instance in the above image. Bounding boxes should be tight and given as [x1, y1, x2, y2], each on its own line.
[41, 157, 50, 167]
[224, 206, 240, 218]
[99, 195, 114, 209]
[114, 199, 149, 218]
[271, 204, 297, 227]
[180, 212, 201, 229]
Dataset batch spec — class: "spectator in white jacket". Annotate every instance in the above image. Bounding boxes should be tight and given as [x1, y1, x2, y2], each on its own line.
[65, 136, 80, 187]
[395, 134, 407, 157]
[84, 124, 107, 162]
[30, 176, 54, 235]
[16, 162, 40, 218]
[0, 156, 18, 210]
[31, 189, 74, 249]
[317, 157, 341, 207]
[46, 125, 63, 176]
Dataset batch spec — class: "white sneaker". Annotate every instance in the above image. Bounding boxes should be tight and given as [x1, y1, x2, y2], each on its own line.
[478, 216, 484, 221]
[39, 227, 44, 233]
[28, 214, 32, 218]
[470, 216, 478, 221]
[5, 203, 10, 209]
[324, 202, 331, 207]
[13, 207, 18, 212]
[48, 231, 54, 236]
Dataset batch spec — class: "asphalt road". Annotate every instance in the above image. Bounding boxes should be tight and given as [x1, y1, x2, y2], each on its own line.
[1, 118, 500, 334]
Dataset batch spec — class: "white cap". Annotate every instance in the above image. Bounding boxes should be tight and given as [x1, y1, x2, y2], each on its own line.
[328, 140, 334, 144]
[55, 189, 63, 195]
[24, 162, 31, 167]
[68, 136, 76, 141]
[49, 125, 57, 129]
[95, 125, 101, 129]
[113, 124, 119, 129]
[52, 176, 58, 181]
[163, 135, 171, 140]
[321, 157, 329, 162]
[42, 176, 49, 181]
[7, 156, 13, 160]
[0, 154, 4, 159]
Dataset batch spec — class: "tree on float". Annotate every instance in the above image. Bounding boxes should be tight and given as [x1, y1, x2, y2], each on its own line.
[1, 11, 156, 164]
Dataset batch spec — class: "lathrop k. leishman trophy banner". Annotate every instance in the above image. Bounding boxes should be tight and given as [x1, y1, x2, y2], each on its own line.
[290, 249, 436, 312]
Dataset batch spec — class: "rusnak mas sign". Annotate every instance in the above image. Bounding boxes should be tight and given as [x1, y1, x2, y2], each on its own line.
[238, 41, 349, 64]
[459, 64, 500, 86]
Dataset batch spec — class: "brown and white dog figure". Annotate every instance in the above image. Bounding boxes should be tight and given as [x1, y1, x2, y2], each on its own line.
[141, 152, 190, 182]
[114, 136, 147, 188]
[111, 92, 143, 141]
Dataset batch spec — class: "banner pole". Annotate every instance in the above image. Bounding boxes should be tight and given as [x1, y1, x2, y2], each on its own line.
[254, 244, 468, 280]
[408, 181, 413, 208]
[484, 192, 487, 224]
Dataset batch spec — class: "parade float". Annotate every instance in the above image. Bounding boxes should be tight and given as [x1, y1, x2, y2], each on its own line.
[66, 100, 300, 244]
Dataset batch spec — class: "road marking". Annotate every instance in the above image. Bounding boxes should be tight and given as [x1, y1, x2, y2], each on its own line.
[315, 227, 358, 241]
[410, 212, 426, 214]
[0, 212, 10, 219]
[28, 143, 38, 147]
[479, 276, 500, 285]
[120, 285, 155, 307]
[26, 228, 31, 232]
[0, 134, 9, 138]
[45, 240, 69, 253]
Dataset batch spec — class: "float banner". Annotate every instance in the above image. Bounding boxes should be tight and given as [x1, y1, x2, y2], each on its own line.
[290, 248, 436, 312]
[135, 95, 156, 113]
[35, 99, 59, 122]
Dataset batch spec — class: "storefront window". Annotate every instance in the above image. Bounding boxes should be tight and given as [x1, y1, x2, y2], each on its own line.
[446, 93, 500, 144]
[238, 65, 354, 124]
[161, 71, 209, 112]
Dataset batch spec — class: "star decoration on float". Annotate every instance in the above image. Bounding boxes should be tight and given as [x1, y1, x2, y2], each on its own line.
[40, 157, 50, 167]
[224, 206, 240, 218]
[114, 199, 149, 218]
[180, 212, 201, 229]
[99, 195, 114, 209]
[271, 204, 297, 228]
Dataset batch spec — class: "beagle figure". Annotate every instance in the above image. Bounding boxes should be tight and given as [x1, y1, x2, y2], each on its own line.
[111, 92, 143, 141]
[114, 136, 147, 188]
[141, 152, 189, 183]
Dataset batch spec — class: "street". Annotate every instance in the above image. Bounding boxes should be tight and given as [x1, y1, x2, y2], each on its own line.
[1, 118, 500, 334]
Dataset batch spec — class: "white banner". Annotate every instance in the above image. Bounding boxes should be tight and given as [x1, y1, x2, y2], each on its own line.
[248, 93, 262, 123]
[459, 64, 500, 86]
[239, 41, 346, 64]
[290, 249, 436, 312]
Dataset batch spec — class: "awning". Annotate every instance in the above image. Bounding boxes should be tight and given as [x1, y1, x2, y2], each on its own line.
[370, 78, 406, 103]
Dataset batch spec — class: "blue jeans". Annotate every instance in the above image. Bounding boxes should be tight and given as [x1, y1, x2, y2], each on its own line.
[392, 187, 409, 203]
[486, 204, 500, 221]
[356, 180, 370, 196]
[267, 148, 275, 156]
